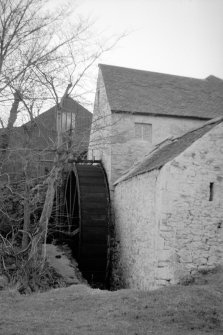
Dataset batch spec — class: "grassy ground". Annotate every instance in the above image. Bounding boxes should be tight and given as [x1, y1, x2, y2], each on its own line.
[0, 268, 223, 335]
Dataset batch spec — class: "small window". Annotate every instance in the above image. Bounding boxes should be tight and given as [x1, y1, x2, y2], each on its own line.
[44, 167, 49, 175]
[97, 90, 100, 106]
[61, 112, 75, 132]
[209, 182, 214, 201]
[135, 123, 152, 142]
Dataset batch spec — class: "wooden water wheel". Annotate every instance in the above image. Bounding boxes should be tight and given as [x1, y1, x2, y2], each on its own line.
[63, 161, 110, 283]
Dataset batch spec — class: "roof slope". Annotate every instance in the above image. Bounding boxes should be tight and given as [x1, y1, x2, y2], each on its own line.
[99, 64, 223, 119]
[115, 117, 223, 184]
[0, 97, 92, 150]
[23, 96, 91, 129]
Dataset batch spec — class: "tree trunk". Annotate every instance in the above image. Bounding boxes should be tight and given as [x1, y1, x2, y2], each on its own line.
[0, 90, 22, 168]
[28, 166, 59, 264]
[28, 85, 71, 265]
[22, 182, 30, 250]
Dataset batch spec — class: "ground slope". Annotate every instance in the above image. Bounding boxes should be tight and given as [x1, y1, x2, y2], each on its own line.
[0, 268, 223, 335]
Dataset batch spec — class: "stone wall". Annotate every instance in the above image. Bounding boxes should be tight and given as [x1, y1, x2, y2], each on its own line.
[88, 69, 206, 188]
[89, 69, 222, 290]
[158, 122, 223, 285]
[88, 70, 112, 184]
[111, 113, 205, 185]
[114, 170, 160, 289]
[114, 123, 223, 289]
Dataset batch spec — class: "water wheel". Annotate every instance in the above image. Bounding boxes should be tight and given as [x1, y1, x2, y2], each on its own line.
[62, 161, 110, 284]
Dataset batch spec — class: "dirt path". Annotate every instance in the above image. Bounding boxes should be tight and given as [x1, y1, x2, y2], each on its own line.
[1, 269, 223, 335]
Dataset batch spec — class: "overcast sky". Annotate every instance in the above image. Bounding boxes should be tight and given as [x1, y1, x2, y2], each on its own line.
[76, 0, 223, 79]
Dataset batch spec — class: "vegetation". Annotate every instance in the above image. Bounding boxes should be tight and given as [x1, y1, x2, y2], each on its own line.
[0, 0, 122, 292]
[1, 266, 223, 334]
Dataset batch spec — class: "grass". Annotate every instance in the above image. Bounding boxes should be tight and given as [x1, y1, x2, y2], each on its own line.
[0, 267, 223, 334]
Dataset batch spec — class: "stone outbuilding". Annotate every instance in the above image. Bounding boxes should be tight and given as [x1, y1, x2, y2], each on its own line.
[114, 118, 223, 290]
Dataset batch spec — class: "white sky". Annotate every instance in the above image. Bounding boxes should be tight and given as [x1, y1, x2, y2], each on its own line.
[75, 0, 223, 79]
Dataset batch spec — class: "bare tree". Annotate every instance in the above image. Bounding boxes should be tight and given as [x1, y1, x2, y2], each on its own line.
[0, 0, 124, 292]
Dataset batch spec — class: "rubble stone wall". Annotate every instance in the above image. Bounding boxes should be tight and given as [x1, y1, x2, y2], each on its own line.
[88, 69, 206, 188]
[114, 123, 223, 289]
[88, 70, 112, 184]
[111, 113, 205, 185]
[114, 170, 160, 289]
[158, 122, 223, 285]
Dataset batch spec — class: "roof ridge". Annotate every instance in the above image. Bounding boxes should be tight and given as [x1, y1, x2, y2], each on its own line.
[206, 75, 223, 81]
[99, 63, 207, 82]
[98, 63, 223, 119]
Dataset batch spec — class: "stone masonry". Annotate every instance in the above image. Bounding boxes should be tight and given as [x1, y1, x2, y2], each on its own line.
[88, 68, 206, 188]
[88, 65, 223, 290]
[114, 122, 223, 290]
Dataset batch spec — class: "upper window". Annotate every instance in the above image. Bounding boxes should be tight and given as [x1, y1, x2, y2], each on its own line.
[61, 112, 75, 133]
[135, 123, 152, 142]
[97, 90, 100, 107]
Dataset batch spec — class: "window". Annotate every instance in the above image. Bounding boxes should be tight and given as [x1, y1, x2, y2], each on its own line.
[209, 182, 214, 201]
[135, 123, 152, 142]
[44, 167, 49, 175]
[61, 112, 75, 132]
[97, 90, 100, 107]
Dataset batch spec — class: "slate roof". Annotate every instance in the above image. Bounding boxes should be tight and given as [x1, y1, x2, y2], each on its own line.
[114, 117, 223, 184]
[99, 64, 223, 119]
[0, 97, 92, 151]
[23, 96, 90, 130]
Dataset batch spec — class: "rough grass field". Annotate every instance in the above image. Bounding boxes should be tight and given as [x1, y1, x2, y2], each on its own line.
[1, 268, 223, 335]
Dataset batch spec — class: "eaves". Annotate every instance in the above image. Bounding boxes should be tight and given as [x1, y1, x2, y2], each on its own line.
[111, 109, 211, 120]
